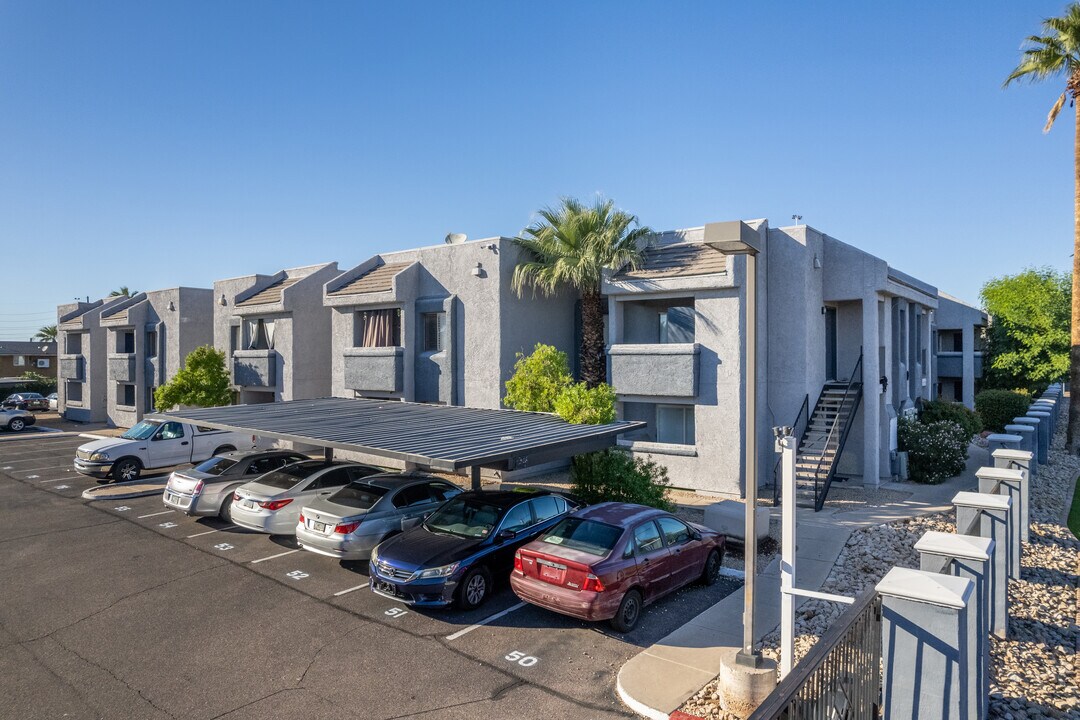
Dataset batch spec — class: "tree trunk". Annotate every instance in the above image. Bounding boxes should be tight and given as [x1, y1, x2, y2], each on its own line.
[580, 291, 607, 388]
[1069, 88, 1080, 453]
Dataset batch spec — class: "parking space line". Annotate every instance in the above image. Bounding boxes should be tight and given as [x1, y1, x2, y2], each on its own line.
[250, 549, 299, 564]
[333, 582, 369, 596]
[187, 525, 237, 538]
[37, 477, 68, 483]
[445, 602, 527, 641]
[137, 510, 174, 519]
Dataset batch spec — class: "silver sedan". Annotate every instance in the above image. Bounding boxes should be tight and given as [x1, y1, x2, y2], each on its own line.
[162, 449, 310, 519]
[296, 473, 462, 560]
[231, 460, 384, 535]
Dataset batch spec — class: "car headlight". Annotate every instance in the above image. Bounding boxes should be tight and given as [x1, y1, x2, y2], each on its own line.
[369, 546, 379, 565]
[418, 562, 459, 579]
[90, 452, 109, 462]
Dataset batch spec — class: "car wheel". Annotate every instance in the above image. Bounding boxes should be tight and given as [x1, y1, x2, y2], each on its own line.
[8, 418, 25, 432]
[220, 494, 234, 522]
[456, 566, 492, 610]
[701, 549, 721, 587]
[214, 445, 235, 456]
[113, 458, 141, 483]
[610, 589, 643, 633]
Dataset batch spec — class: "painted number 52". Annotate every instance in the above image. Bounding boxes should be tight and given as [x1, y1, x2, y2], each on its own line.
[504, 651, 538, 667]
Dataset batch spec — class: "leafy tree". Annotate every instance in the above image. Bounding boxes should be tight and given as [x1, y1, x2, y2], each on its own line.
[980, 268, 1069, 392]
[109, 286, 138, 297]
[154, 346, 232, 410]
[512, 197, 651, 387]
[571, 449, 674, 511]
[35, 325, 57, 342]
[553, 382, 616, 425]
[1004, 5, 1080, 451]
[503, 343, 573, 413]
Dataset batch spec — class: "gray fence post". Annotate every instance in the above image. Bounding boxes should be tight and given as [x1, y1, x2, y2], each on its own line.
[1011, 417, 1045, 465]
[877, 568, 980, 720]
[986, 433, 1022, 455]
[914, 531, 993, 720]
[953, 491, 1012, 637]
[991, 449, 1033, 542]
[1003, 425, 1036, 478]
[975, 467, 1024, 577]
[1026, 411, 1051, 464]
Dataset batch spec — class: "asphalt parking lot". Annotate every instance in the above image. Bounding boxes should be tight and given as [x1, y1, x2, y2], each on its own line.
[0, 434, 742, 720]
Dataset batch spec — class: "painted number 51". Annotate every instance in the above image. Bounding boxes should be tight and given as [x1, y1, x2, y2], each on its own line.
[505, 651, 538, 667]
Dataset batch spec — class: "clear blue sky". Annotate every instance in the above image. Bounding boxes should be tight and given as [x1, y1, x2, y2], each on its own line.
[0, 1, 1073, 339]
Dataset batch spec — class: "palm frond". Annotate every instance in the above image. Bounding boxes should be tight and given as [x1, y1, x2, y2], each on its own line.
[1045, 90, 1068, 132]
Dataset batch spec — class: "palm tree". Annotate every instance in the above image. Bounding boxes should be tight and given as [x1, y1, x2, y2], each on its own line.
[108, 286, 137, 297]
[512, 197, 651, 387]
[35, 325, 57, 342]
[1005, 3, 1080, 453]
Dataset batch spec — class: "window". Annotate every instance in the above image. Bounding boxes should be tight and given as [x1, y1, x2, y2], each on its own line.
[356, 309, 401, 347]
[66, 382, 83, 403]
[529, 496, 562, 524]
[156, 422, 184, 440]
[427, 482, 458, 502]
[658, 517, 691, 546]
[146, 331, 157, 357]
[422, 312, 445, 352]
[13, 356, 24, 367]
[659, 306, 695, 343]
[229, 325, 241, 354]
[393, 484, 436, 508]
[247, 319, 274, 350]
[145, 386, 155, 411]
[310, 467, 352, 490]
[656, 405, 695, 445]
[543, 517, 623, 557]
[248, 456, 287, 474]
[119, 331, 135, 354]
[66, 333, 83, 354]
[499, 502, 535, 534]
[119, 384, 136, 407]
[633, 521, 663, 554]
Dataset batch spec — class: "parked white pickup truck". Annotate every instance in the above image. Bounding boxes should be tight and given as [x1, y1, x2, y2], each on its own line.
[74, 418, 268, 482]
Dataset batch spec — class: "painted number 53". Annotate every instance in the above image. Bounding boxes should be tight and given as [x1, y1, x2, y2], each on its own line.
[504, 651, 538, 667]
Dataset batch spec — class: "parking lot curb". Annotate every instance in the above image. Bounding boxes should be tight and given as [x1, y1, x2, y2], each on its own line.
[616, 671, 672, 720]
[82, 478, 168, 501]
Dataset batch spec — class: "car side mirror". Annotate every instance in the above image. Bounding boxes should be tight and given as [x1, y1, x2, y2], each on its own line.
[496, 529, 517, 543]
[691, 529, 702, 541]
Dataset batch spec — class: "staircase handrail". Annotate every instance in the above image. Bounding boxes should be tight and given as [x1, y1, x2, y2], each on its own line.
[811, 350, 863, 510]
[772, 393, 810, 505]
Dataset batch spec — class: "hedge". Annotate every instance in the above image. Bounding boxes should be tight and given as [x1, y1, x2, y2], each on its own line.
[974, 389, 1031, 433]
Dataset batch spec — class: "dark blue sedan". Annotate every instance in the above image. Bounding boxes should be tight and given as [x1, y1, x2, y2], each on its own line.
[369, 490, 577, 609]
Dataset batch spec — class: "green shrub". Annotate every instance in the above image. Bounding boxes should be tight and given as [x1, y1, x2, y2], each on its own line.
[918, 400, 982, 439]
[570, 448, 674, 511]
[504, 343, 573, 413]
[898, 418, 969, 484]
[554, 382, 616, 425]
[974, 389, 1031, 433]
[1, 372, 57, 398]
[155, 346, 232, 410]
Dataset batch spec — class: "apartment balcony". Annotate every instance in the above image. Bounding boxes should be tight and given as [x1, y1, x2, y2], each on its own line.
[108, 354, 137, 383]
[59, 354, 84, 382]
[936, 351, 984, 380]
[233, 350, 277, 388]
[343, 346, 404, 394]
[609, 343, 699, 398]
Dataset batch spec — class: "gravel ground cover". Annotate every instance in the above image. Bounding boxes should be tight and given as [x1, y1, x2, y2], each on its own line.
[681, 402, 1079, 720]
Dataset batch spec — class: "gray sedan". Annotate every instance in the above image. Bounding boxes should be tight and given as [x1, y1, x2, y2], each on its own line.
[296, 473, 462, 560]
[0, 408, 35, 432]
[162, 449, 310, 520]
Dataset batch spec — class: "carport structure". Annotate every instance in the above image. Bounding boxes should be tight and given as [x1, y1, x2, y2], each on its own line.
[154, 397, 645, 489]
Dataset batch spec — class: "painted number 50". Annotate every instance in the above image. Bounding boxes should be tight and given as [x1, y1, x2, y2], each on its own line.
[504, 651, 538, 667]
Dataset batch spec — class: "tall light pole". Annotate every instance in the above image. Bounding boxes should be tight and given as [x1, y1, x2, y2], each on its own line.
[705, 221, 764, 668]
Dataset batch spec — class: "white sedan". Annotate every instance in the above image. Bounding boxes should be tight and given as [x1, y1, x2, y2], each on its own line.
[0, 408, 35, 432]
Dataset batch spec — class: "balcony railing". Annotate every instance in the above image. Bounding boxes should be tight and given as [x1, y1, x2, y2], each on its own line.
[59, 354, 84, 382]
[343, 346, 404, 394]
[609, 343, 699, 398]
[108, 353, 137, 383]
[233, 350, 277, 388]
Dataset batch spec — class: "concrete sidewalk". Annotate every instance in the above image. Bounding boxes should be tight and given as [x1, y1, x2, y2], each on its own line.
[617, 444, 989, 719]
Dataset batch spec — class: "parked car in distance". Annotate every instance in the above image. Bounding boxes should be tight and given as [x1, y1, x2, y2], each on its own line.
[2, 392, 49, 411]
[163, 449, 311, 520]
[369, 490, 578, 610]
[74, 419, 267, 482]
[0, 407, 36, 432]
[510, 502, 725, 632]
[231, 460, 384, 535]
[46, 392, 58, 410]
[297, 472, 462, 561]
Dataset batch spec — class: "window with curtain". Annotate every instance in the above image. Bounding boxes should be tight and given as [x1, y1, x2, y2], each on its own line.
[247, 319, 274, 350]
[357, 309, 401, 347]
[656, 404, 695, 445]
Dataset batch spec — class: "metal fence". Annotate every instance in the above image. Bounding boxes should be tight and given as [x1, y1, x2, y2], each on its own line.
[748, 591, 882, 720]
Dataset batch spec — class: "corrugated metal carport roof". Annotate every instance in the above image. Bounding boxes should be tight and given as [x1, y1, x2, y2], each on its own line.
[153, 398, 645, 473]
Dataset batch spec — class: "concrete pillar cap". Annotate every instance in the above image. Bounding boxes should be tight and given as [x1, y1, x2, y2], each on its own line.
[991, 448, 1033, 461]
[876, 567, 973, 608]
[1004, 424, 1033, 434]
[987, 433, 1023, 443]
[914, 530, 993, 560]
[1011, 417, 1038, 426]
[952, 491, 1011, 511]
[1027, 410, 1050, 417]
[975, 466, 1025, 482]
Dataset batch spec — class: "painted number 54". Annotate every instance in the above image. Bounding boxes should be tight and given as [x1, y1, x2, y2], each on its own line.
[504, 651, 538, 667]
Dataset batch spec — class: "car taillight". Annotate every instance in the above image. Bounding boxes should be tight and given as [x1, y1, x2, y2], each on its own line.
[581, 573, 605, 593]
[233, 494, 244, 503]
[258, 498, 293, 511]
[193, 480, 204, 494]
[333, 521, 361, 534]
[513, 551, 523, 573]
[299, 512, 306, 524]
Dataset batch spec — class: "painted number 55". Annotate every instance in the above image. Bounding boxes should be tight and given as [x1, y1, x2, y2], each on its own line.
[504, 651, 538, 667]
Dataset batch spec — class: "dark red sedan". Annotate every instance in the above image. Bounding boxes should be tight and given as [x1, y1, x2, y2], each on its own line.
[510, 502, 725, 632]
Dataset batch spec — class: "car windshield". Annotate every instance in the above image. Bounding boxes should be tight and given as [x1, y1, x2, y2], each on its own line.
[542, 517, 623, 557]
[254, 461, 325, 490]
[193, 457, 239, 476]
[424, 497, 502, 538]
[24, 393, 43, 399]
[121, 420, 162, 440]
[328, 482, 388, 510]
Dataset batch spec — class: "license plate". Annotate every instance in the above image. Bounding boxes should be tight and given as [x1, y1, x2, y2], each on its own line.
[540, 565, 561, 581]
[374, 581, 397, 596]
[166, 493, 178, 503]
[313, 521, 326, 532]
[243, 500, 255, 509]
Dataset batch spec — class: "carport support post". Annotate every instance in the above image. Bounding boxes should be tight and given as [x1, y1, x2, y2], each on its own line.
[324, 447, 334, 462]
[471, 466, 481, 491]
[777, 429, 797, 679]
